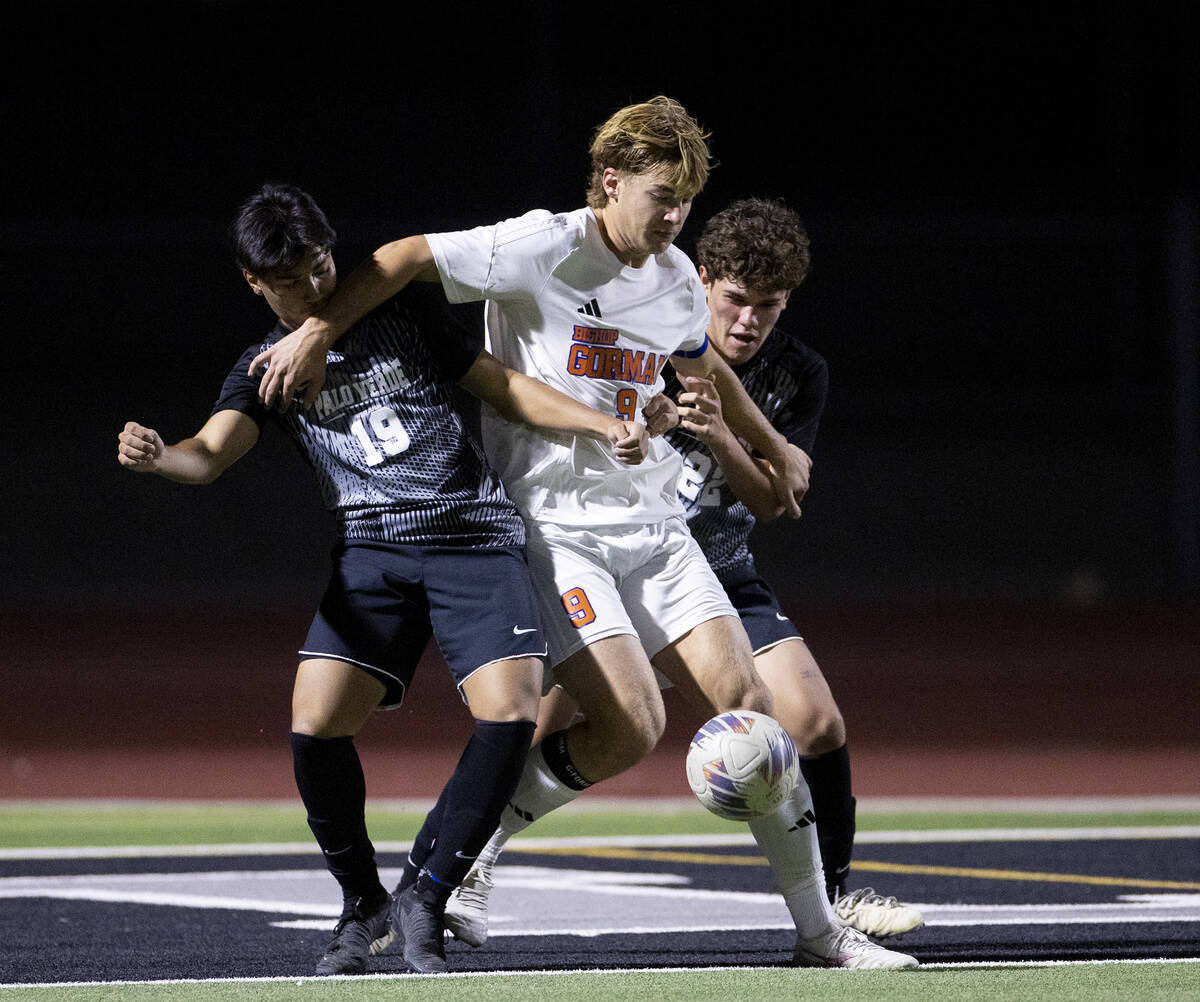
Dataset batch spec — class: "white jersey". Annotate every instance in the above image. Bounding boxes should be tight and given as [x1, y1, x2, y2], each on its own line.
[427, 207, 709, 527]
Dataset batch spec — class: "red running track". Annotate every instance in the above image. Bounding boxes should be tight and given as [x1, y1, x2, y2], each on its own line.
[3, 601, 1197, 800]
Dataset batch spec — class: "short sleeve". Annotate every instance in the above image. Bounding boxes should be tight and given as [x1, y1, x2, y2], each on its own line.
[427, 209, 575, 304]
[210, 345, 271, 426]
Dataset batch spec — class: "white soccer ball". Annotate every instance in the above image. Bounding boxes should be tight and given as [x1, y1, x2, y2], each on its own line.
[685, 710, 799, 821]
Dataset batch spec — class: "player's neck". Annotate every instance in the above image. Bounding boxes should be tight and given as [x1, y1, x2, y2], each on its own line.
[594, 207, 648, 269]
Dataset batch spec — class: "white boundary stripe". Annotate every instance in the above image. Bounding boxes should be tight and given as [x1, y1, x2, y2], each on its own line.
[3, 957, 1199, 988]
[4, 825, 1199, 860]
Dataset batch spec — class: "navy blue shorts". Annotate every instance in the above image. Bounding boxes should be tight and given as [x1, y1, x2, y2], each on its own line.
[301, 541, 547, 708]
[717, 562, 803, 655]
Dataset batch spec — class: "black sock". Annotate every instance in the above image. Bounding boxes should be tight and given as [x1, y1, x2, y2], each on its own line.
[799, 744, 856, 899]
[402, 785, 450, 892]
[291, 732, 386, 905]
[422, 718, 535, 888]
[539, 728, 594, 791]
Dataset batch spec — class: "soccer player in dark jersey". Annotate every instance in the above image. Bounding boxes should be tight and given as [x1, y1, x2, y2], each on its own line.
[668, 197, 923, 936]
[116, 183, 649, 976]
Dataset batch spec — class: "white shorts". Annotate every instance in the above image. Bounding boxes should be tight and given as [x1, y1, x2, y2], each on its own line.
[525, 515, 737, 670]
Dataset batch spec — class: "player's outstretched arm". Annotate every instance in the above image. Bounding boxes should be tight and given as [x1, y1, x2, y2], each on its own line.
[116, 411, 260, 484]
[671, 351, 807, 517]
[459, 350, 649, 465]
[676, 375, 809, 522]
[250, 235, 440, 411]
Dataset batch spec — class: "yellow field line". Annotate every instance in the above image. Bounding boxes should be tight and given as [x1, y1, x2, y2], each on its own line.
[519, 846, 1200, 891]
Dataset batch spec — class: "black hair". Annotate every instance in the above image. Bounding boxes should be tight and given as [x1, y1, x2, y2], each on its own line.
[230, 183, 337, 277]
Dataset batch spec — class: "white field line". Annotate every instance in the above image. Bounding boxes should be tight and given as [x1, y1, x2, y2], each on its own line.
[3, 826, 1200, 860]
[3, 957, 1200, 989]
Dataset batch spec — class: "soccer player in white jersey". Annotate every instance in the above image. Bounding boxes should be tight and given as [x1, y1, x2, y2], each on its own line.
[249, 98, 917, 970]
[542, 197, 925, 939]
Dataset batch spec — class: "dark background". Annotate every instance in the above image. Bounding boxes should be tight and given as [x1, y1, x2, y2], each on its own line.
[4, 0, 1198, 615]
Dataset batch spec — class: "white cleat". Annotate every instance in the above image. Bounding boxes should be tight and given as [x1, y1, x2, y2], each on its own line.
[833, 887, 925, 938]
[443, 860, 494, 948]
[793, 924, 919, 970]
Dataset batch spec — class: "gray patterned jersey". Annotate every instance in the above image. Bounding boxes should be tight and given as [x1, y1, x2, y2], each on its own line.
[213, 292, 524, 547]
[663, 330, 827, 573]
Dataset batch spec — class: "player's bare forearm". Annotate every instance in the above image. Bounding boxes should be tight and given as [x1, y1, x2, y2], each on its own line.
[460, 352, 649, 464]
[710, 435, 788, 523]
[117, 431, 219, 484]
[672, 354, 807, 517]
[116, 412, 258, 484]
[676, 375, 784, 521]
[251, 235, 439, 409]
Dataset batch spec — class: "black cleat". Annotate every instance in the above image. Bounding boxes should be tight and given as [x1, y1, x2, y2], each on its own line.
[315, 892, 392, 975]
[391, 885, 448, 973]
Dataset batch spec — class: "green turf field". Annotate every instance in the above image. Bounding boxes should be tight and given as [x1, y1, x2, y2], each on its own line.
[3, 799, 1199, 849]
[2, 800, 1198, 1001]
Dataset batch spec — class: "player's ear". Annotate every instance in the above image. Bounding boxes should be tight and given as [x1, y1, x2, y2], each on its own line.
[243, 270, 264, 296]
[602, 167, 622, 203]
[698, 264, 712, 288]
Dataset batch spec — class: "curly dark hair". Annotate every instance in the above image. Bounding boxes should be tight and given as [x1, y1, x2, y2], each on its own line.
[695, 198, 810, 292]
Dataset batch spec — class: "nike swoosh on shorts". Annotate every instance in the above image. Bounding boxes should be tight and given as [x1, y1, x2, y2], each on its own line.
[512, 625, 538, 635]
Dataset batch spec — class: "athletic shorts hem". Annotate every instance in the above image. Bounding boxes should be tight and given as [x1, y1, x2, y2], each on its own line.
[458, 647, 550, 700]
[750, 634, 807, 658]
[298, 649, 407, 709]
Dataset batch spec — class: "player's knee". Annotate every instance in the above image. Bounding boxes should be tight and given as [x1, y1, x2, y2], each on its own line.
[290, 712, 349, 739]
[784, 704, 846, 755]
[621, 700, 666, 762]
[716, 670, 775, 720]
[594, 698, 665, 771]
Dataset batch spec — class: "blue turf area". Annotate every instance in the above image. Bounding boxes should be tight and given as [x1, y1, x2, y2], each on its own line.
[3, 831, 1198, 983]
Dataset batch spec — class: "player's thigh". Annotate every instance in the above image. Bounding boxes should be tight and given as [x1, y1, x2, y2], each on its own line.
[460, 656, 544, 722]
[652, 614, 772, 721]
[301, 541, 435, 713]
[555, 632, 666, 747]
[753, 639, 846, 753]
[522, 522, 642, 669]
[292, 658, 388, 737]
[623, 517, 739, 659]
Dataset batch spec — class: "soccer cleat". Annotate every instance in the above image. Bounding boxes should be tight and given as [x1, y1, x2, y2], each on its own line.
[793, 923, 919, 970]
[315, 892, 392, 975]
[442, 858, 494, 947]
[392, 886, 449, 974]
[833, 886, 925, 938]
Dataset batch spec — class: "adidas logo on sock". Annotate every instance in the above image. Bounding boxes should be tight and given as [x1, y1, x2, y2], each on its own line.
[786, 809, 818, 833]
[578, 298, 602, 318]
[509, 802, 535, 823]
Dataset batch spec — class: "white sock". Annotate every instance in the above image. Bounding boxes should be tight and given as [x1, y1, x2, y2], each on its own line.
[747, 777, 839, 939]
[477, 742, 583, 867]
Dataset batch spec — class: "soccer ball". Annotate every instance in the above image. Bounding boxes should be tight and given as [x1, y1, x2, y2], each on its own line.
[685, 710, 799, 821]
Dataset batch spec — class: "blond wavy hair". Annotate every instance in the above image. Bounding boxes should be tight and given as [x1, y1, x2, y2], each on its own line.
[585, 96, 712, 209]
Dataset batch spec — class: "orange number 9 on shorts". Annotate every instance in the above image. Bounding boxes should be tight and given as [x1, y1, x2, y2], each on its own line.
[561, 587, 596, 628]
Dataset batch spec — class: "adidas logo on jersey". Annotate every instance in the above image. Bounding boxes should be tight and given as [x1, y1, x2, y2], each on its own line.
[578, 298, 602, 318]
